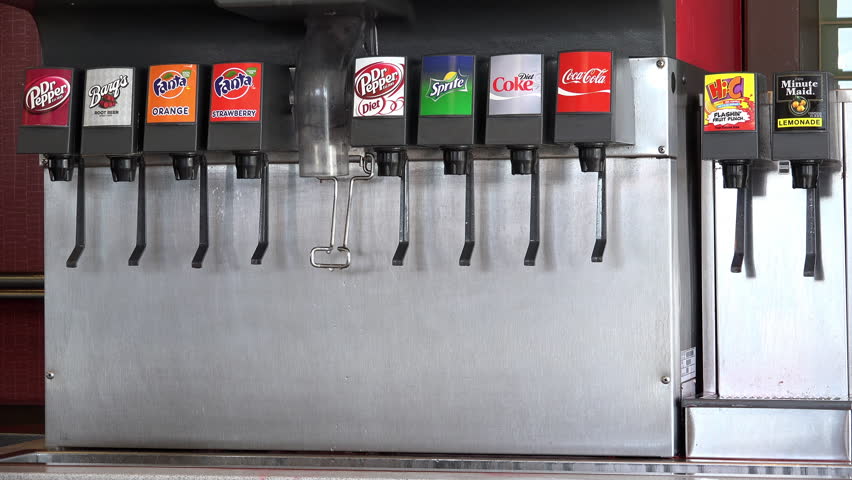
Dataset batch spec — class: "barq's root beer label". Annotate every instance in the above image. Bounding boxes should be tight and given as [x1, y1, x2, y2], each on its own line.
[420, 55, 475, 116]
[354, 57, 405, 117]
[774, 74, 826, 130]
[83, 67, 134, 127]
[210, 63, 262, 123]
[489, 54, 542, 116]
[21, 68, 73, 127]
[147, 64, 198, 124]
[704, 73, 756, 132]
[556, 51, 612, 113]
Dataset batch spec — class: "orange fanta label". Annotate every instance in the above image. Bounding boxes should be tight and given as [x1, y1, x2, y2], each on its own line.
[147, 64, 197, 124]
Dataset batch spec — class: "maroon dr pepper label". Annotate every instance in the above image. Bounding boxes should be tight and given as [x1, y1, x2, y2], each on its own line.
[21, 68, 74, 127]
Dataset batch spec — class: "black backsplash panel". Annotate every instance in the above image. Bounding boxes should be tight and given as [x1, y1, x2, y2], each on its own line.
[28, 0, 674, 68]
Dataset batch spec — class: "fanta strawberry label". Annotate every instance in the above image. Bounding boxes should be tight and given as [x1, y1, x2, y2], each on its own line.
[210, 63, 262, 123]
[21, 68, 74, 127]
[147, 64, 198, 124]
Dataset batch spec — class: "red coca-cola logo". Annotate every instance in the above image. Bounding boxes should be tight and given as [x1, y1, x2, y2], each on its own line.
[492, 73, 535, 92]
[24, 76, 71, 114]
[354, 62, 404, 99]
[557, 51, 613, 113]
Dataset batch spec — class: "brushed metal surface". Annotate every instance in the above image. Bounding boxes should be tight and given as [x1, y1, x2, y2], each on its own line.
[685, 405, 852, 461]
[713, 159, 848, 398]
[43, 58, 700, 456]
[699, 159, 717, 396]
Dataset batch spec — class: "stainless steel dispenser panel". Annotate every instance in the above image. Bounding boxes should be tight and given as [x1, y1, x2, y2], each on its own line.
[43, 58, 700, 456]
[713, 161, 848, 399]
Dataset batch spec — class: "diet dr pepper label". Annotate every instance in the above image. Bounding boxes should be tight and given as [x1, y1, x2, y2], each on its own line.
[83, 67, 134, 127]
[557, 51, 612, 113]
[210, 63, 262, 123]
[420, 55, 475, 116]
[147, 64, 198, 124]
[489, 54, 542, 116]
[704, 73, 756, 132]
[21, 68, 73, 127]
[354, 57, 405, 117]
[775, 74, 826, 130]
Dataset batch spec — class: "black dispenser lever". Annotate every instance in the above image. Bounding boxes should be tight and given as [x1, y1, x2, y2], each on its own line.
[722, 160, 751, 273]
[524, 155, 540, 266]
[128, 157, 146, 266]
[459, 155, 475, 266]
[250, 154, 270, 265]
[66, 157, 85, 268]
[793, 161, 822, 277]
[375, 149, 410, 266]
[191, 155, 209, 269]
[579, 144, 607, 262]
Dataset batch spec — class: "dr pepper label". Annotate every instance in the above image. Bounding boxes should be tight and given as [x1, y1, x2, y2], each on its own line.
[557, 51, 612, 113]
[704, 73, 756, 132]
[354, 57, 405, 117]
[147, 64, 198, 124]
[210, 62, 262, 123]
[21, 68, 74, 127]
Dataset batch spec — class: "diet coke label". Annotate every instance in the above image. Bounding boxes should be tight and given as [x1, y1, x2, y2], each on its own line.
[21, 68, 74, 127]
[488, 54, 542, 115]
[353, 56, 405, 117]
[557, 51, 612, 113]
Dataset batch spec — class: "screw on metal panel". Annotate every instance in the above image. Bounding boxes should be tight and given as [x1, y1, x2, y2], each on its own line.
[682, 75, 687, 85]
[656, 59, 666, 68]
[658, 146, 666, 154]
[45, 371, 55, 380]
[660, 376, 671, 385]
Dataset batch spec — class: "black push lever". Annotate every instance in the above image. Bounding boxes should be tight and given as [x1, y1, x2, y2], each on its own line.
[66, 157, 85, 268]
[392, 154, 410, 266]
[128, 157, 146, 266]
[719, 160, 751, 273]
[191, 155, 209, 268]
[251, 156, 269, 265]
[524, 161, 541, 266]
[792, 160, 821, 278]
[579, 144, 607, 263]
[459, 158, 475, 266]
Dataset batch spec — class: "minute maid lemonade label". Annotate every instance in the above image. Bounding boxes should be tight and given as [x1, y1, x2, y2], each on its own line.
[147, 64, 198, 124]
[774, 74, 825, 130]
[704, 73, 756, 132]
[420, 55, 474, 116]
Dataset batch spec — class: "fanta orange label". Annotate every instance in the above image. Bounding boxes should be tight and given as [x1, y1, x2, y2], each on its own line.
[146, 64, 198, 124]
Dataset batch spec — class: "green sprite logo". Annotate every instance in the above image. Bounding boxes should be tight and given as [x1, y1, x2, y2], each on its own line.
[428, 71, 468, 101]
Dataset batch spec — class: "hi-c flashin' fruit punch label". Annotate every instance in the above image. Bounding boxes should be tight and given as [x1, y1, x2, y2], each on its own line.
[354, 57, 405, 118]
[83, 67, 134, 127]
[21, 68, 74, 127]
[556, 51, 612, 113]
[489, 54, 542, 116]
[704, 73, 756, 132]
[210, 63, 262, 123]
[420, 55, 475, 116]
[774, 74, 826, 130]
[147, 64, 198, 124]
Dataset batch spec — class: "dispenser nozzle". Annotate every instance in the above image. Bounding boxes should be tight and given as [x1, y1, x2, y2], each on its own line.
[443, 147, 472, 175]
[109, 156, 139, 182]
[171, 153, 201, 181]
[46, 155, 77, 182]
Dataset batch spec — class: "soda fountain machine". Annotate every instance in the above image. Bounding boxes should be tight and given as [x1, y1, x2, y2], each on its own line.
[688, 72, 851, 461]
[144, 64, 211, 267]
[17, 67, 85, 267]
[80, 67, 147, 266]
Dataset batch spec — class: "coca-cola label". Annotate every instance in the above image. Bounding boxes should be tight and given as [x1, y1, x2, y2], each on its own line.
[21, 68, 74, 127]
[210, 63, 262, 123]
[557, 51, 612, 113]
[353, 57, 405, 117]
[488, 54, 542, 116]
[83, 67, 134, 127]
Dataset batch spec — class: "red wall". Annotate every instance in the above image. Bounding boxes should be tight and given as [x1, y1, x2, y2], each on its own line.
[677, 0, 743, 72]
[0, 3, 44, 406]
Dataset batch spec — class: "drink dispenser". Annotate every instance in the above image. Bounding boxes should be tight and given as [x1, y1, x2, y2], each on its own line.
[702, 73, 769, 273]
[350, 56, 415, 265]
[553, 51, 634, 262]
[207, 62, 296, 264]
[144, 64, 211, 268]
[418, 54, 480, 266]
[484, 53, 545, 265]
[772, 72, 839, 277]
[80, 67, 146, 266]
[17, 67, 84, 267]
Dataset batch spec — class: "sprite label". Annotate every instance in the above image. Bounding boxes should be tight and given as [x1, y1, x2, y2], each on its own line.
[420, 55, 475, 116]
